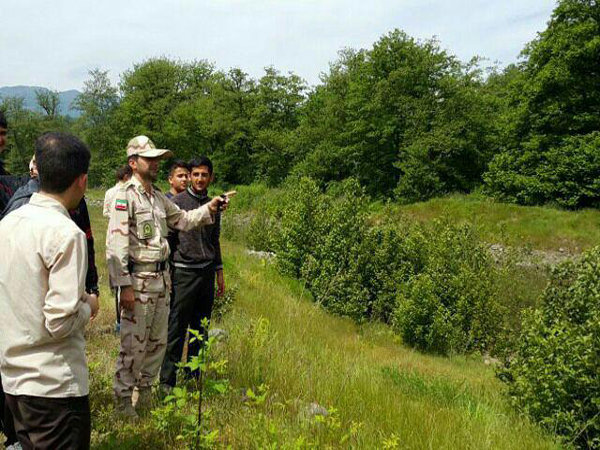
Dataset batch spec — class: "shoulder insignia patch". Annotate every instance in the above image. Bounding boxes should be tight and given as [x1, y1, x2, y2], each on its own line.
[115, 199, 128, 211]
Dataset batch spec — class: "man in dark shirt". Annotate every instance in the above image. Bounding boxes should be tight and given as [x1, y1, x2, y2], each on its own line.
[159, 156, 224, 389]
[0, 112, 28, 212]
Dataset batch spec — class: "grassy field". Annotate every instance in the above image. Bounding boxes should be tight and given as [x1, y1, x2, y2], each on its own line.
[374, 193, 600, 252]
[83, 189, 561, 449]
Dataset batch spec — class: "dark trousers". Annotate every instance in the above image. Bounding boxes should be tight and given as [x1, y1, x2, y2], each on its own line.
[160, 264, 215, 387]
[5, 394, 90, 450]
[0, 377, 17, 446]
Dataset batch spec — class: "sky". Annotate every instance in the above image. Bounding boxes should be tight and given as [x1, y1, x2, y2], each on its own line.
[1, 0, 557, 92]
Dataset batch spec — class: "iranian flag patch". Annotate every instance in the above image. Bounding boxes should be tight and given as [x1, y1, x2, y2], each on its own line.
[115, 199, 128, 211]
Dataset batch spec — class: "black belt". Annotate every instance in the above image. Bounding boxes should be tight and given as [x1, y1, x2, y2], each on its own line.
[128, 260, 168, 273]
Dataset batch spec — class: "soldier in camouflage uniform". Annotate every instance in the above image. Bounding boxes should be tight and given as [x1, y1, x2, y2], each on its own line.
[106, 136, 227, 419]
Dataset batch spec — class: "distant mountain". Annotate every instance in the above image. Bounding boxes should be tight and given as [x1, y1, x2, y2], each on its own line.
[0, 86, 82, 118]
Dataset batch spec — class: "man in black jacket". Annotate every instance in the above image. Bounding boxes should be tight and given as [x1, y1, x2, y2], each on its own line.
[0, 112, 28, 213]
[159, 156, 224, 390]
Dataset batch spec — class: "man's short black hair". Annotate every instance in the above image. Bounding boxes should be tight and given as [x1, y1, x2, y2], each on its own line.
[35, 132, 91, 194]
[115, 164, 132, 182]
[168, 160, 189, 177]
[0, 111, 7, 129]
[188, 156, 213, 175]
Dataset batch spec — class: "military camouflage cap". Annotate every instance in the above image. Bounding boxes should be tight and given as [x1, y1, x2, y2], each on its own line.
[126, 135, 173, 159]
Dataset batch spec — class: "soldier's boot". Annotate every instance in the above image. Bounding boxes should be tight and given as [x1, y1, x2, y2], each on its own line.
[135, 387, 154, 413]
[115, 396, 139, 421]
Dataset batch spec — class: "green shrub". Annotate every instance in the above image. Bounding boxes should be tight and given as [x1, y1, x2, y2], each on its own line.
[500, 246, 600, 448]
[246, 187, 285, 252]
[539, 132, 600, 208]
[298, 179, 371, 320]
[392, 221, 504, 354]
[358, 221, 427, 323]
[230, 180, 505, 355]
[485, 132, 600, 209]
[483, 138, 548, 206]
[273, 177, 323, 277]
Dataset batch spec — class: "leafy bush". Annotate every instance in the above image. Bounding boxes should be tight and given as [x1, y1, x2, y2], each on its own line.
[538, 132, 600, 208]
[266, 178, 505, 353]
[297, 179, 371, 320]
[500, 246, 600, 448]
[485, 132, 600, 208]
[348, 216, 428, 323]
[392, 221, 504, 354]
[273, 177, 323, 278]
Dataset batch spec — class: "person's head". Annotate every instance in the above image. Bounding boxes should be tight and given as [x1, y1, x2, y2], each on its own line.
[168, 160, 190, 194]
[35, 132, 91, 209]
[126, 136, 173, 184]
[188, 156, 214, 193]
[0, 111, 8, 154]
[115, 164, 132, 183]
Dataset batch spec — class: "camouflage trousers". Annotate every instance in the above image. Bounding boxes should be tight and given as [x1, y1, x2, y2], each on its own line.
[113, 273, 170, 399]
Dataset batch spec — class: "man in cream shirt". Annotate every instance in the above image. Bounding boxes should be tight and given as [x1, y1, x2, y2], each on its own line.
[0, 132, 99, 449]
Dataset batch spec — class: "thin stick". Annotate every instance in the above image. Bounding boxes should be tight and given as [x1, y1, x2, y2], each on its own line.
[196, 330, 207, 450]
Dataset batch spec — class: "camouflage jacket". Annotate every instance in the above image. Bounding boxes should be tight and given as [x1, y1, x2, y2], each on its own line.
[105, 175, 214, 290]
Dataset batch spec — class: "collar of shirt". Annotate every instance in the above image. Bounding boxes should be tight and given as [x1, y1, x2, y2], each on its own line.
[131, 174, 149, 194]
[131, 174, 158, 208]
[187, 186, 208, 200]
[29, 192, 70, 219]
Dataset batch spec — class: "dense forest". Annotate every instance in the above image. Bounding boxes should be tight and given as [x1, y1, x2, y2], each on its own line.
[1, 0, 598, 208]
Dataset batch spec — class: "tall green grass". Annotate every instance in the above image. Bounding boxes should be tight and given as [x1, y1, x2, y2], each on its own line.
[204, 241, 559, 448]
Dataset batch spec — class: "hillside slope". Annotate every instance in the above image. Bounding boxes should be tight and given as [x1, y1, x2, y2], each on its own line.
[85, 193, 558, 448]
[200, 241, 559, 449]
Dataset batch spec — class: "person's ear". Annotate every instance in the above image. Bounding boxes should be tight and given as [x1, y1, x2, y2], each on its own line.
[78, 173, 88, 190]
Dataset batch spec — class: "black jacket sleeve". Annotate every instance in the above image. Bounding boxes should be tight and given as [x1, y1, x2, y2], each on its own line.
[70, 198, 99, 294]
[0, 175, 29, 213]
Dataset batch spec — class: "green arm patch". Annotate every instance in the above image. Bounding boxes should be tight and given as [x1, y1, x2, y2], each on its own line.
[115, 199, 128, 211]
